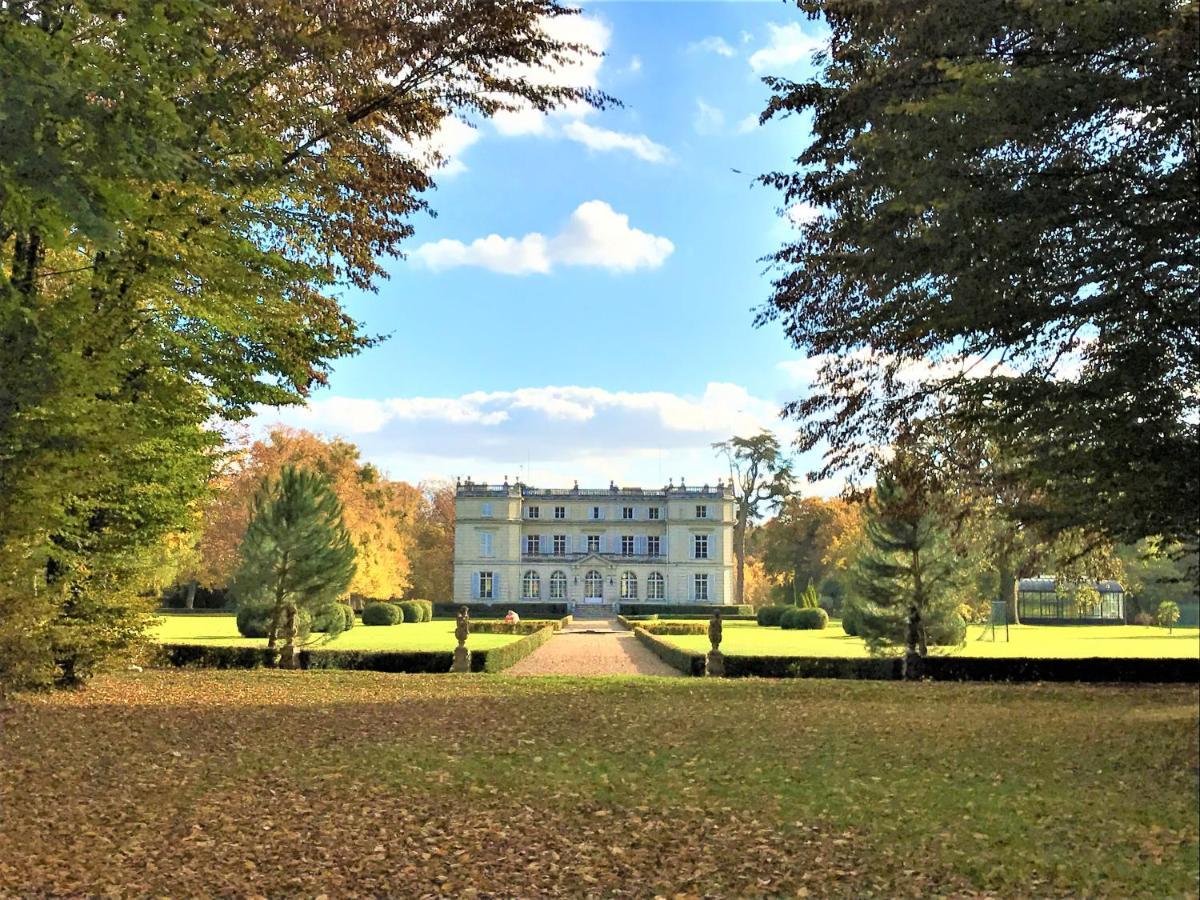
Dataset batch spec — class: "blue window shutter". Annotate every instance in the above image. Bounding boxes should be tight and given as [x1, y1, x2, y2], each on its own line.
[471, 572, 480, 600]
[636, 535, 646, 555]
[495, 576, 502, 601]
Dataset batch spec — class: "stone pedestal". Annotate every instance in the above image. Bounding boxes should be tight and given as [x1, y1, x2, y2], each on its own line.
[451, 645, 471, 673]
[705, 650, 725, 678]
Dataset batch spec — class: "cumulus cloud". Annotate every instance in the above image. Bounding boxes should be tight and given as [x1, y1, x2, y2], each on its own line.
[694, 99, 725, 135]
[786, 202, 825, 225]
[253, 383, 794, 489]
[411, 200, 674, 275]
[391, 116, 481, 177]
[749, 22, 827, 73]
[736, 114, 760, 134]
[562, 121, 671, 163]
[689, 36, 736, 57]
[492, 14, 611, 136]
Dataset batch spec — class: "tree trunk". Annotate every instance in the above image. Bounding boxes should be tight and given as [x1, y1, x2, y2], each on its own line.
[999, 564, 1020, 625]
[184, 580, 197, 610]
[279, 606, 298, 669]
[266, 606, 282, 651]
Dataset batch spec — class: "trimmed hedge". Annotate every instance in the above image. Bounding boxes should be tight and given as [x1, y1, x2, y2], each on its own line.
[154, 644, 277, 669]
[756, 605, 789, 627]
[617, 603, 753, 617]
[434, 602, 570, 619]
[311, 603, 355, 633]
[632, 629, 705, 676]
[235, 607, 312, 639]
[304, 648, 457, 673]
[470, 617, 570, 635]
[362, 602, 401, 626]
[841, 605, 863, 637]
[780, 607, 829, 630]
[478, 625, 558, 672]
[618, 616, 707, 636]
[396, 601, 424, 623]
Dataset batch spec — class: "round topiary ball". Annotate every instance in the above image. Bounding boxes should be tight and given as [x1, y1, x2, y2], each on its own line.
[756, 605, 788, 627]
[340, 603, 356, 630]
[926, 612, 967, 646]
[362, 601, 401, 626]
[397, 601, 422, 623]
[235, 605, 270, 638]
[841, 604, 863, 637]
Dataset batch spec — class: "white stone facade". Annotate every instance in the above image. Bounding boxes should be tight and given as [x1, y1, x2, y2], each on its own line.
[452, 479, 735, 608]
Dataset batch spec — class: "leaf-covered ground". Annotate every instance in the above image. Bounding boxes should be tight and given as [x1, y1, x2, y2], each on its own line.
[1, 671, 1196, 897]
[664, 621, 1200, 658]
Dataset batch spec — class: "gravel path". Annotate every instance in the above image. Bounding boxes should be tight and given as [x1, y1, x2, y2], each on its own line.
[506, 620, 681, 676]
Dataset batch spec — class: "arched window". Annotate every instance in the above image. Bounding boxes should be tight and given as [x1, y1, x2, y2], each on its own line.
[584, 570, 604, 600]
[620, 571, 638, 600]
[522, 570, 540, 599]
[549, 570, 567, 600]
[647, 572, 664, 600]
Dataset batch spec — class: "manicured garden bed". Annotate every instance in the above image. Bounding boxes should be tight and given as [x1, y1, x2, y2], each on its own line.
[655, 620, 1200, 659]
[150, 612, 524, 653]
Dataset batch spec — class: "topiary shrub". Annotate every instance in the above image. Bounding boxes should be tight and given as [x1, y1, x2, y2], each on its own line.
[236, 606, 311, 639]
[780, 607, 828, 630]
[340, 603, 356, 630]
[410, 599, 433, 622]
[756, 605, 789, 627]
[841, 603, 863, 637]
[362, 601, 401, 626]
[396, 601, 423, 623]
[926, 612, 967, 647]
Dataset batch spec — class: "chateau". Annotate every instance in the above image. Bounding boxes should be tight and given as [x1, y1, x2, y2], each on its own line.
[453, 478, 735, 609]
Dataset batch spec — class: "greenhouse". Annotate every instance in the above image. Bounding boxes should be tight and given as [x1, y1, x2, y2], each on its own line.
[1017, 578, 1125, 624]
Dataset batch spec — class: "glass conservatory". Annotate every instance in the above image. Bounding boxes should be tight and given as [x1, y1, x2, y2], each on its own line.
[1017, 577, 1126, 624]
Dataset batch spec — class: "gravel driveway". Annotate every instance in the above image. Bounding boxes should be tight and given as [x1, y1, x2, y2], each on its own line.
[506, 620, 682, 676]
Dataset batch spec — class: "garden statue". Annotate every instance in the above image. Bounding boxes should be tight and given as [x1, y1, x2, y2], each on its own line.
[706, 611, 725, 677]
[451, 606, 471, 673]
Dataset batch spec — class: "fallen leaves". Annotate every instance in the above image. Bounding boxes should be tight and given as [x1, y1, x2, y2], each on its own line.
[0, 671, 1196, 897]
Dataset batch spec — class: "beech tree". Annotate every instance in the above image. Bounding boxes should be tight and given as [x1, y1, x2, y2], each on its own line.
[0, 0, 609, 689]
[758, 0, 1198, 552]
[714, 432, 795, 606]
[232, 466, 356, 668]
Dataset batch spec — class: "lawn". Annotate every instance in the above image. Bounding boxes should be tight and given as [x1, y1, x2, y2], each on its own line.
[1, 671, 1195, 897]
[659, 621, 1200, 659]
[151, 612, 524, 652]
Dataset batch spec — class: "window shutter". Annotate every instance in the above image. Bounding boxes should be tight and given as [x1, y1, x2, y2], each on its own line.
[494, 576, 502, 601]
[537, 534, 544, 554]
[635, 535, 646, 555]
[471, 572, 480, 600]
[688, 575, 694, 602]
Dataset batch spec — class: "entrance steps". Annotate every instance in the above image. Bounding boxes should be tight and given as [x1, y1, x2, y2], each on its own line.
[572, 603, 615, 620]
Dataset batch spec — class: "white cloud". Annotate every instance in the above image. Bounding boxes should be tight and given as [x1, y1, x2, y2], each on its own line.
[391, 116, 481, 177]
[749, 22, 827, 73]
[786, 202, 825, 225]
[736, 114, 759, 134]
[492, 14, 611, 136]
[253, 383, 797, 490]
[694, 99, 725, 135]
[626, 55, 643, 74]
[411, 200, 673, 275]
[689, 36, 736, 57]
[562, 121, 671, 163]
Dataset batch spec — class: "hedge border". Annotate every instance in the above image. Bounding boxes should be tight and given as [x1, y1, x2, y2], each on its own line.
[617, 616, 707, 636]
[470, 617, 571, 635]
[632, 629, 705, 676]
[153, 624, 560, 675]
[617, 603, 753, 617]
[434, 602, 570, 619]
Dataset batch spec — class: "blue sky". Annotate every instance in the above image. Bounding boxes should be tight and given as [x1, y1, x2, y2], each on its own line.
[262, 2, 835, 491]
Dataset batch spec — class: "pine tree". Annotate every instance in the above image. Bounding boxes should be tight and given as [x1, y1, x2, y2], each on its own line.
[851, 460, 961, 678]
[231, 466, 356, 668]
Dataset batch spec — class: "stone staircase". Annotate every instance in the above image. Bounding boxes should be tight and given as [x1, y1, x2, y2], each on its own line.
[572, 603, 615, 620]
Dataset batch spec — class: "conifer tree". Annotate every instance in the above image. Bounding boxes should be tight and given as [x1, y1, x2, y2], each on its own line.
[851, 457, 961, 678]
[231, 466, 356, 668]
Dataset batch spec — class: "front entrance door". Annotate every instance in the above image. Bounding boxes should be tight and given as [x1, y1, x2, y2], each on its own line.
[583, 569, 604, 603]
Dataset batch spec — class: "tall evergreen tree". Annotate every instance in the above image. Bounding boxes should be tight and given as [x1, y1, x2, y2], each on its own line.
[232, 466, 356, 668]
[851, 458, 960, 678]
